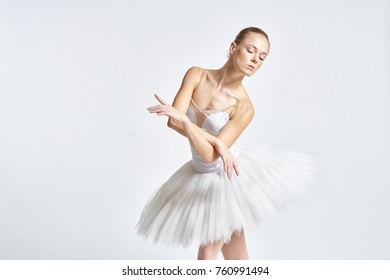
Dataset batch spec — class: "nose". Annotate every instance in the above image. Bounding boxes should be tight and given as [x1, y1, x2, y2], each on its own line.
[251, 56, 258, 64]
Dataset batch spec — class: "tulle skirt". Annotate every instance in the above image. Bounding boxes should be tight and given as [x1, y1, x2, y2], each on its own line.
[135, 144, 321, 249]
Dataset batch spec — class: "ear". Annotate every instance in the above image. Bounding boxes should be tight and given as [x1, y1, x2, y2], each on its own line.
[229, 42, 237, 56]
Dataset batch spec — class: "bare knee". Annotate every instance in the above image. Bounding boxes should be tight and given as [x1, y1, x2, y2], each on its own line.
[221, 231, 249, 260]
[197, 242, 223, 260]
[223, 249, 249, 260]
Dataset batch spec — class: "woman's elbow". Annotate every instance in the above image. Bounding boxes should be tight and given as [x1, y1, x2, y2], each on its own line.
[202, 151, 219, 164]
[167, 118, 174, 128]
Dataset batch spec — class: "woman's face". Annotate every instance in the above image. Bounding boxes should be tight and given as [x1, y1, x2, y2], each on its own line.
[230, 32, 270, 76]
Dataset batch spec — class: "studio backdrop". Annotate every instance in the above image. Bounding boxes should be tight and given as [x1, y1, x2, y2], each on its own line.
[0, 0, 389, 259]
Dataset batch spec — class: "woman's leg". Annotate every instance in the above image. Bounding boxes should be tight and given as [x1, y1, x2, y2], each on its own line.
[197, 240, 224, 260]
[221, 230, 249, 260]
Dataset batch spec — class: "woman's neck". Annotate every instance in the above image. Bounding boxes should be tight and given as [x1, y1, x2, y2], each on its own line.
[213, 60, 245, 90]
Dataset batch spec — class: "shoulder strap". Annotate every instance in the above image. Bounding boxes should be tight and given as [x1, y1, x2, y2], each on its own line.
[234, 98, 251, 107]
[228, 98, 252, 118]
[193, 68, 207, 92]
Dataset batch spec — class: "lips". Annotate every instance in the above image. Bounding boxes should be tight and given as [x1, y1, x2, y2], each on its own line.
[247, 65, 255, 71]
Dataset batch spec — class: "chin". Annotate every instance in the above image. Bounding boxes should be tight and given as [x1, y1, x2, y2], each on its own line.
[245, 71, 255, 77]
[241, 68, 255, 77]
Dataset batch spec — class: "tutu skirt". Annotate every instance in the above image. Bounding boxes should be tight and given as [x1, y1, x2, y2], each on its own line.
[135, 144, 321, 249]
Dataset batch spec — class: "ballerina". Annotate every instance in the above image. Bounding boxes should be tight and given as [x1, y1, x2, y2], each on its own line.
[136, 26, 320, 260]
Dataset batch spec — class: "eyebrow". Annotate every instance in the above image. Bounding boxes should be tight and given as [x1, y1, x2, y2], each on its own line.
[247, 45, 268, 55]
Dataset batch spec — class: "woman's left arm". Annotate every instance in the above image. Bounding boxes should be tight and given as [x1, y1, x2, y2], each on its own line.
[148, 94, 254, 178]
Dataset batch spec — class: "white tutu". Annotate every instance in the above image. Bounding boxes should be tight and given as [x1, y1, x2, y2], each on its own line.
[136, 101, 321, 248]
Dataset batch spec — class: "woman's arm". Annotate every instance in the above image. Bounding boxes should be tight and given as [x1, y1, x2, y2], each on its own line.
[163, 67, 222, 155]
[148, 67, 254, 178]
[166, 67, 201, 136]
[182, 102, 254, 179]
[166, 67, 255, 153]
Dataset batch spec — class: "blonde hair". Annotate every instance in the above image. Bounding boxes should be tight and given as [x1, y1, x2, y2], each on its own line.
[234, 27, 270, 46]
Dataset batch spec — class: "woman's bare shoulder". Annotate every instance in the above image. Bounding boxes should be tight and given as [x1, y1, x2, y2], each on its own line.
[234, 86, 255, 113]
[182, 66, 208, 91]
[185, 66, 206, 78]
[235, 86, 252, 103]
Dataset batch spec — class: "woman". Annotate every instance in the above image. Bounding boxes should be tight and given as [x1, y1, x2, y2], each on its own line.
[136, 27, 319, 260]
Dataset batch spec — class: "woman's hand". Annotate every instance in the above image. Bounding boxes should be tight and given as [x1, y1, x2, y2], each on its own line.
[148, 94, 239, 180]
[213, 138, 239, 180]
[147, 94, 189, 124]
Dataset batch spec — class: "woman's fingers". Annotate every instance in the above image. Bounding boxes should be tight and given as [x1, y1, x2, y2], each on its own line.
[224, 157, 231, 179]
[148, 103, 172, 114]
[233, 161, 239, 176]
[148, 105, 166, 113]
[150, 94, 239, 179]
[147, 95, 170, 113]
[147, 105, 161, 113]
[154, 94, 169, 106]
[148, 100, 186, 123]
[221, 154, 238, 180]
[222, 156, 228, 174]
[227, 162, 232, 180]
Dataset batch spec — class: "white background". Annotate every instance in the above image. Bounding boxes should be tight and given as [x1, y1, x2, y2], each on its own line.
[0, 0, 389, 259]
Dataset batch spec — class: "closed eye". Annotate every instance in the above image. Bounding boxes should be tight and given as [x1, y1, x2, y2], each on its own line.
[247, 46, 255, 53]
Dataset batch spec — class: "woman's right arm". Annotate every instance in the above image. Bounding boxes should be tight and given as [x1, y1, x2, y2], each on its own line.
[150, 67, 239, 178]
[165, 67, 223, 161]
[165, 67, 253, 162]
[166, 67, 200, 135]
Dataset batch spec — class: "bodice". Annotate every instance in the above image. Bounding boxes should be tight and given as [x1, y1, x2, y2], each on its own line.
[186, 100, 240, 173]
[186, 101, 230, 136]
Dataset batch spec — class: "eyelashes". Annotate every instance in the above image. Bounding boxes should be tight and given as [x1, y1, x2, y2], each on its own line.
[247, 48, 265, 61]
